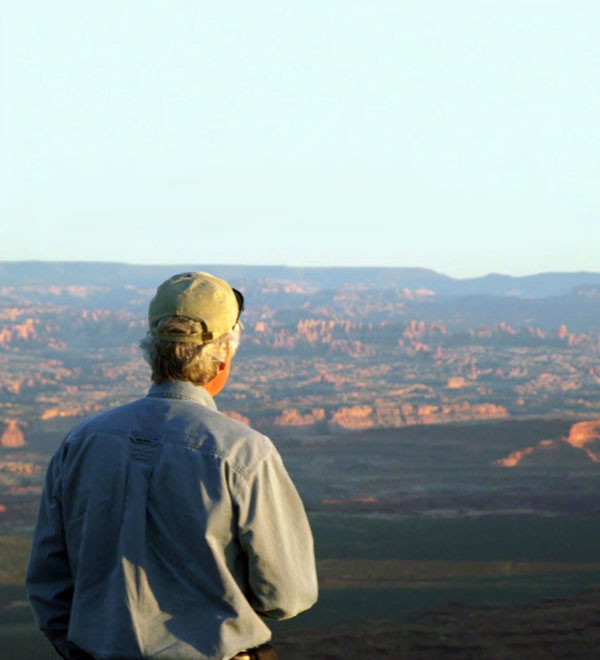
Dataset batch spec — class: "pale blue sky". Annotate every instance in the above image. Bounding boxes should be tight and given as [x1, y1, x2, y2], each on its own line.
[1, 0, 598, 277]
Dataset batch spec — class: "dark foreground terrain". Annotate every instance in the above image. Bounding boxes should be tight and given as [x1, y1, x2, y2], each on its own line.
[3, 418, 600, 659]
[276, 589, 600, 660]
[3, 511, 600, 659]
[5, 586, 600, 659]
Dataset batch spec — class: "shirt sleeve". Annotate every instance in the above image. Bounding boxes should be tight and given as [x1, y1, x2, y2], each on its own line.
[234, 445, 318, 620]
[26, 448, 76, 659]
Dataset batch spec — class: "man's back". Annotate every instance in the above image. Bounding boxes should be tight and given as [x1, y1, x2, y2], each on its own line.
[27, 380, 317, 660]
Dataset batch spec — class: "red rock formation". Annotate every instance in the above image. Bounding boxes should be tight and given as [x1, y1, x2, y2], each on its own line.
[0, 420, 26, 447]
[0, 307, 26, 321]
[329, 339, 376, 357]
[41, 407, 85, 420]
[508, 366, 528, 378]
[374, 400, 404, 427]
[447, 377, 468, 389]
[283, 283, 308, 294]
[412, 342, 432, 354]
[401, 403, 417, 424]
[297, 319, 336, 342]
[565, 420, 600, 462]
[0, 461, 39, 474]
[495, 420, 600, 469]
[417, 404, 439, 420]
[67, 285, 91, 298]
[402, 320, 447, 341]
[494, 442, 548, 467]
[329, 400, 509, 430]
[306, 371, 342, 386]
[497, 321, 516, 335]
[14, 318, 37, 340]
[275, 408, 325, 426]
[494, 433, 600, 468]
[414, 288, 435, 299]
[414, 402, 509, 425]
[330, 406, 374, 430]
[0, 318, 39, 346]
[4, 378, 24, 394]
[566, 420, 600, 448]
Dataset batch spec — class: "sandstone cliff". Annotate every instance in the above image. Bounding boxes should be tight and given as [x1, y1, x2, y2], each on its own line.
[0, 420, 26, 448]
[566, 420, 600, 450]
[330, 401, 508, 430]
[275, 408, 326, 426]
[41, 406, 87, 420]
[494, 420, 600, 467]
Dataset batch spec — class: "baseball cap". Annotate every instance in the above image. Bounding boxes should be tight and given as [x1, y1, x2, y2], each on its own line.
[148, 272, 244, 343]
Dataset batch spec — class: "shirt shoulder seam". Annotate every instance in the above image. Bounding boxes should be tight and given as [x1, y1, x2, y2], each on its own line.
[67, 424, 272, 480]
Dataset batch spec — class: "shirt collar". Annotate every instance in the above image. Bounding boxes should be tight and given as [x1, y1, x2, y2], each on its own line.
[147, 380, 218, 411]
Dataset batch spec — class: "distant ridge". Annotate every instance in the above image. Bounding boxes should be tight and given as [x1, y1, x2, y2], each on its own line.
[2, 261, 600, 299]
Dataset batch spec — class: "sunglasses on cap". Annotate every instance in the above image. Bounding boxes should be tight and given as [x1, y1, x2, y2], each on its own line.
[232, 288, 245, 327]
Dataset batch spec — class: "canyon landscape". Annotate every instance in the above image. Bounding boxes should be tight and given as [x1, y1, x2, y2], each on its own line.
[1, 262, 600, 659]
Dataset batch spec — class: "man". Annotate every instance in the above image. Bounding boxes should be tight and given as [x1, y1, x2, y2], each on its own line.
[27, 271, 318, 660]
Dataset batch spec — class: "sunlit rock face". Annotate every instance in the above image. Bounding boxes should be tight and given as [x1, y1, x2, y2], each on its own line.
[40, 406, 87, 420]
[493, 440, 572, 468]
[447, 377, 468, 389]
[494, 420, 600, 468]
[328, 401, 510, 431]
[401, 402, 508, 426]
[565, 420, 600, 462]
[330, 406, 375, 430]
[494, 443, 542, 467]
[275, 408, 326, 426]
[566, 420, 600, 447]
[0, 318, 38, 346]
[0, 420, 26, 447]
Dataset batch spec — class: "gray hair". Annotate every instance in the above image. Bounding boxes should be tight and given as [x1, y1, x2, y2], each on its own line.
[140, 316, 241, 385]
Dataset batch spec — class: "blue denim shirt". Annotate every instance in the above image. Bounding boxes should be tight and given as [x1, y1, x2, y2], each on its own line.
[26, 380, 318, 660]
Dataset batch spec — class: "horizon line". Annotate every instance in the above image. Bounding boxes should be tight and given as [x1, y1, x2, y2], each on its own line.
[0, 258, 599, 282]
